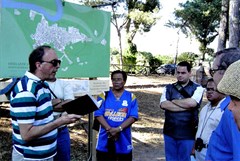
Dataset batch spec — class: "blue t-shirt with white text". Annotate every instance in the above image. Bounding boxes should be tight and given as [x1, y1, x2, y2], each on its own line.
[94, 90, 138, 154]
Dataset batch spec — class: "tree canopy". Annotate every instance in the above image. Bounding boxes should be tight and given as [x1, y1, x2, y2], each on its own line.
[167, 0, 221, 60]
[81, 0, 160, 69]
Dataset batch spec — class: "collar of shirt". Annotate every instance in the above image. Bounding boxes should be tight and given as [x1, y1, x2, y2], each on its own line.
[220, 96, 231, 111]
[208, 97, 226, 111]
[25, 71, 41, 82]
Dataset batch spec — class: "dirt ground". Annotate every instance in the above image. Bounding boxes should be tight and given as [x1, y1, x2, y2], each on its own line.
[130, 88, 166, 161]
[0, 75, 178, 161]
[127, 75, 176, 161]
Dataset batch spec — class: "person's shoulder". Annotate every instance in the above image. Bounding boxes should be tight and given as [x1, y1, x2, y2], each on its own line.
[190, 80, 203, 88]
[57, 79, 72, 87]
[164, 82, 176, 90]
[18, 75, 36, 87]
[124, 90, 137, 100]
[98, 90, 110, 100]
[166, 82, 176, 88]
[124, 90, 132, 96]
[160, 83, 175, 93]
[56, 79, 66, 84]
[200, 102, 211, 111]
[194, 83, 205, 93]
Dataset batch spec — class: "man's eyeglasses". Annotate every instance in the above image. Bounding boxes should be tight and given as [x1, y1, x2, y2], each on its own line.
[112, 78, 123, 82]
[41, 59, 61, 67]
[209, 67, 225, 77]
[206, 88, 216, 92]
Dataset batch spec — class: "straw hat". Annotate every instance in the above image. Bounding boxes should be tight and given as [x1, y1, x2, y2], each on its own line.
[217, 60, 240, 99]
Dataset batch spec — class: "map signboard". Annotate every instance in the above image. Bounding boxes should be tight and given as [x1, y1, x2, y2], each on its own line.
[0, 0, 111, 78]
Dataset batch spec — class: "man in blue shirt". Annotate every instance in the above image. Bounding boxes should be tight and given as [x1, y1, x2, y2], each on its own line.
[94, 70, 138, 161]
[206, 47, 240, 160]
[160, 61, 205, 161]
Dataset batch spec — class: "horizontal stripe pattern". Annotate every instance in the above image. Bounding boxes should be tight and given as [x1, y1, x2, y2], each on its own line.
[10, 72, 57, 160]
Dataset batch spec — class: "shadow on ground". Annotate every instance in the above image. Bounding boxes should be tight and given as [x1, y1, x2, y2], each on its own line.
[0, 106, 12, 161]
[0, 87, 168, 161]
[129, 89, 166, 161]
[0, 105, 88, 161]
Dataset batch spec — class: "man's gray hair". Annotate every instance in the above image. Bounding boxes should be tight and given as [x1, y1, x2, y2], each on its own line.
[215, 47, 240, 70]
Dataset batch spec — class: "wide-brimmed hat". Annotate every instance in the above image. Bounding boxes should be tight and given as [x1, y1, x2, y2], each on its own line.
[217, 60, 240, 99]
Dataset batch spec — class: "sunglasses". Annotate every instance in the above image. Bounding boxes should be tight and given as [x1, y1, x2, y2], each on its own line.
[209, 67, 225, 77]
[41, 59, 61, 67]
[206, 88, 216, 92]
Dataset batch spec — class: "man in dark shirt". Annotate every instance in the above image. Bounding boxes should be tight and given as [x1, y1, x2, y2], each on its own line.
[160, 61, 204, 161]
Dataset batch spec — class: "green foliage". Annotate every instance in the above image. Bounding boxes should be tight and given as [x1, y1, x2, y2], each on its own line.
[111, 48, 120, 55]
[82, 0, 161, 68]
[128, 43, 138, 55]
[137, 51, 153, 62]
[134, 52, 150, 73]
[144, 0, 160, 12]
[149, 57, 162, 73]
[123, 54, 137, 72]
[111, 47, 188, 75]
[125, 0, 160, 47]
[121, 51, 164, 74]
[129, 8, 159, 33]
[156, 55, 174, 64]
[167, 0, 221, 60]
[123, 54, 136, 65]
[111, 47, 177, 74]
[135, 52, 164, 73]
[177, 52, 198, 65]
[199, 45, 214, 57]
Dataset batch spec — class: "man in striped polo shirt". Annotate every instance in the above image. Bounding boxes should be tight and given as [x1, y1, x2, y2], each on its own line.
[10, 45, 81, 161]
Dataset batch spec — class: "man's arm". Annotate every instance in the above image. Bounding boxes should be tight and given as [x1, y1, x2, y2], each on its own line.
[171, 86, 205, 109]
[228, 101, 240, 130]
[160, 100, 188, 112]
[19, 113, 81, 142]
[172, 98, 198, 109]
[96, 116, 136, 140]
[52, 98, 72, 112]
[96, 115, 111, 131]
[160, 86, 187, 112]
[109, 117, 136, 138]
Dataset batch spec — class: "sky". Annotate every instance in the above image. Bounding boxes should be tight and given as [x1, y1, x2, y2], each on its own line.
[66, 0, 218, 57]
[111, 0, 218, 57]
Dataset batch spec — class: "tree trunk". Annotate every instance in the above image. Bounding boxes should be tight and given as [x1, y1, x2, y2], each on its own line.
[217, 0, 229, 51]
[229, 0, 240, 48]
[112, 6, 123, 70]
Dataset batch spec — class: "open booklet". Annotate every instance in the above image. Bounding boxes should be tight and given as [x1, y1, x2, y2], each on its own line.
[63, 94, 102, 115]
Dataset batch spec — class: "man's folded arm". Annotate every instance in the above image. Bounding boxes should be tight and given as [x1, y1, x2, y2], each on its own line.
[172, 98, 198, 109]
[160, 100, 188, 112]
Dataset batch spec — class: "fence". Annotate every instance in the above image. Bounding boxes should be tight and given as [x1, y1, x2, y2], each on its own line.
[110, 64, 157, 76]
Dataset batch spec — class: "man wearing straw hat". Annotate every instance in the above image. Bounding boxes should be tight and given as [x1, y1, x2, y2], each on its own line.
[206, 60, 240, 160]
[206, 48, 240, 160]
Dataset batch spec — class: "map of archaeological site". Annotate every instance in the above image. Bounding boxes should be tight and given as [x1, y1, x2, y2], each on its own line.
[0, 0, 111, 78]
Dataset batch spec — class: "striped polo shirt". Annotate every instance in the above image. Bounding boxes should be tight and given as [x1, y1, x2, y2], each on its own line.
[10, 71, 57, 160]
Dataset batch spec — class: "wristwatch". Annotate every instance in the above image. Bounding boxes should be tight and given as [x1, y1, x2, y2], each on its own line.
[118, 126, 123, 132]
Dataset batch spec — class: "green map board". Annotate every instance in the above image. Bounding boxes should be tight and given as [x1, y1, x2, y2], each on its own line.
[0, 0, 111, 78]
